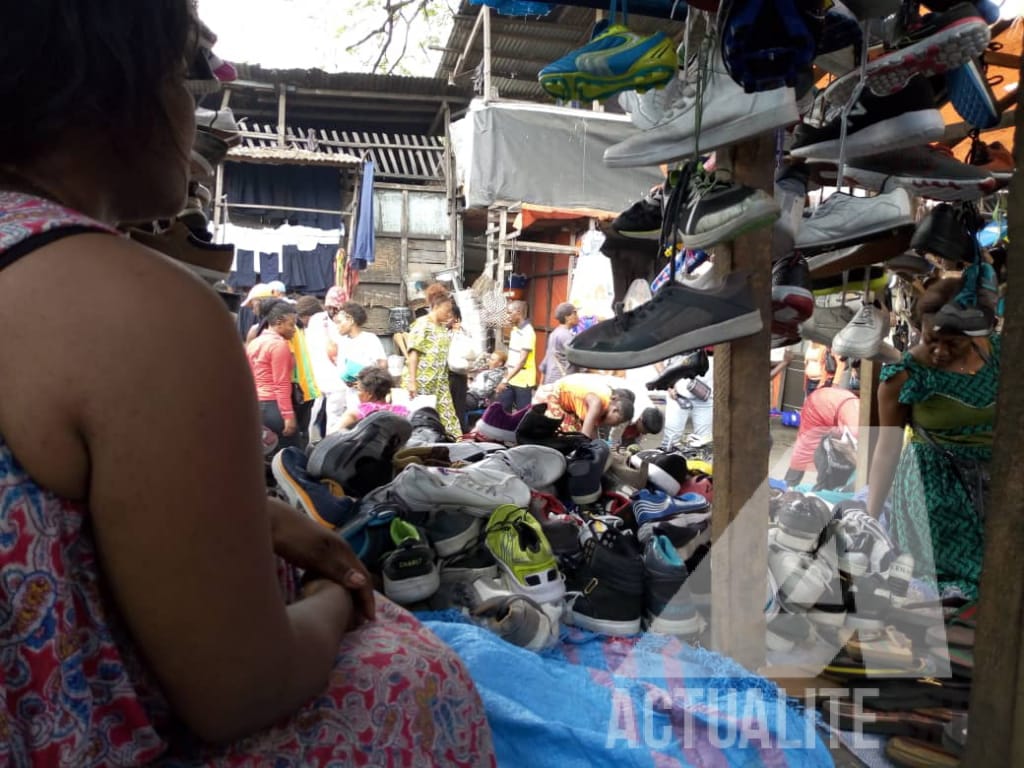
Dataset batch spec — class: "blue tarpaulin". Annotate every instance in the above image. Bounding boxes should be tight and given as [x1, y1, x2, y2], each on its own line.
[421, 611, 834, 768]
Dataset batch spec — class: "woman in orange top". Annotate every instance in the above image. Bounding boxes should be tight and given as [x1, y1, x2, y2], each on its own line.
[538, 372, 634, 438]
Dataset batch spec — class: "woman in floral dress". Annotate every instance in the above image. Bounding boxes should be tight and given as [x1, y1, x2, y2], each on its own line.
[404, 283, 462, 436]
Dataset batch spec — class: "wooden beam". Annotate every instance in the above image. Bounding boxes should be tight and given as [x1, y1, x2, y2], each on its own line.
[709, 134, 773, 670]
[964, 59, 1024, 766]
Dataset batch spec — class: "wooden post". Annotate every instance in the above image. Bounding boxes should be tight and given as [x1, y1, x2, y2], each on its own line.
[963, 63, 1024, 766]
[709, 134, 774, 669]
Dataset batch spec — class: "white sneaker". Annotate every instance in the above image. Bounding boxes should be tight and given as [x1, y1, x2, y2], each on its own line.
[452, 575, 560, 651]
[475, 445, 567, 488]
[795, 188, 913, 254]
[365, 463, 531, 517]
[831, 302, 890, 360]
[604, 48, 798, 168]
[798, 304, 855, 346]
[768, 539, 836, 610]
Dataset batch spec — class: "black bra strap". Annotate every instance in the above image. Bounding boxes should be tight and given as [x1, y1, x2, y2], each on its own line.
[0, 226, 101, 272]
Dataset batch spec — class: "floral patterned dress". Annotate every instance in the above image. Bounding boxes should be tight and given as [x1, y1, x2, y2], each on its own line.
[0, 191, 495, 767]
[879, 335, 1000, 601]
[402, 315, 461, 436]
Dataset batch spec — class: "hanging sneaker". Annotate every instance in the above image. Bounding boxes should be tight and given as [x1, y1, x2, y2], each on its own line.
[909, 202, 977, 262]
[946, 57, 1001, 130]
[365, 463, 532, 517]
[618, 55, 689, 129]
[795, 188, 914, 255]
[381, 519, 440, 605]
[306, 410, 412, 497]
[806, 231, 914, 279]
[565, 271, 763, 370]
[832, 302, 891, 359]
[968, 139, 1014, 181]
[842, 145, 998, 202]
[824, 3, 990, 106]
[677, 169, 780, 250]
[563, 521, 645, 635]
[538, 20, 678, 103]
[271, 447, 359, 530]
[485, 504, 564, 605]
[643, 535, 704, 637]
[791, 76, 945, 161]
[771, 254, 814, 337]
[797, 304, 856, 346]
[603, 45, 798, 168]
[611, 185, 664, 240]
[475, 444, 568, 489]
[719, 0, 818, 93]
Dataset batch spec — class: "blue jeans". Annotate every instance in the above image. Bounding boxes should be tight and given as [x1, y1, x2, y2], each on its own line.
[499, 384, 533, 412]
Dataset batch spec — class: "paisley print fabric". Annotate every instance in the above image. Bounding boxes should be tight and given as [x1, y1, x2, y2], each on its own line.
[0, 193, 496, 767]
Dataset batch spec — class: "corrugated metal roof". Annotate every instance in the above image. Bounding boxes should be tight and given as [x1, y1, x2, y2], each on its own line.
[227, 146, 362, 167]
[437, 1, 686, 103]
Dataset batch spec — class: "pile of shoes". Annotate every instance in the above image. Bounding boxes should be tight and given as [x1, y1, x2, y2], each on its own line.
[537, 2, 1010, 370]
[267, 406, 722, 649]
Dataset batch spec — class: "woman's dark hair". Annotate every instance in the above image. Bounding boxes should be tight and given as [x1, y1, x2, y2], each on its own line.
[356, 366, 393, 402]
[339, 301, 368, 327]
[609, 392, 635, 423]
[451, 303, 462, 322]
[0, 1, 197, 165]
[264, 300, 298, 328]
[294, 295, 323, 320]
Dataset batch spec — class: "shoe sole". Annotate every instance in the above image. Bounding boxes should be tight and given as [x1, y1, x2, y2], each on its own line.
[383, 568, 441, 604]
[645, 610, 704, 636]
[492, 560, 566, 605]
[567, 609, 641, 636]
[540, 59, 676, 102]
[307, 413, 411, 493]
[679, 197, 780, 250]
[271, 452, 336, 529]
[565, 309, 763, 370]
[604, 93, 798, 168]
[812, 271, 889, 297]
[825, 16, 991, 106]
[844, 166, 997, 203]
[790, 109, 946, 161]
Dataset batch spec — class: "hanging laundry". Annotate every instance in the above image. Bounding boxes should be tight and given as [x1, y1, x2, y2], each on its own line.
[351, 160, 376, 271]
[470, 0, 553, 15]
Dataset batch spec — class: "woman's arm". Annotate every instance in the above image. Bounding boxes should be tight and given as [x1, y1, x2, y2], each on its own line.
[8, 236, 353, 743]
[579, 393, 605, 438]
[270, 338, 297, 435]
[407, 349, 420, 396]
[866, 373, 911, 519]
[337, 408, 360, 430]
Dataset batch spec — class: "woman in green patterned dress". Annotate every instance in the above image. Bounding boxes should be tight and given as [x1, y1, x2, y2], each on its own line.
[867, 278, 999, 600]
[403, 283, 461, 436]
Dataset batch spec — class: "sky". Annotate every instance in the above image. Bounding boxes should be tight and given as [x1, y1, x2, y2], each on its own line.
[197, 0, 455, 74]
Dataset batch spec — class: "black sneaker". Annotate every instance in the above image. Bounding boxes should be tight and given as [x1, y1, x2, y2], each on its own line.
[612, 186, 663, 240]
[645, 348, 710, 391]
[910, 202, 975, 263]
[515, 404, 589, 455]
[564, 522, 645, 636]
[381, 518, 440, 605]
[307, 410, 412, 497]
[677, 170, 780, 250]
[771, 254, 814, 336]
[791, 76, 945, 160]
[643, 534, 703, 636]
[775, 492, 833, 552]
[407, 406, 455, 446]
[931, 302, 992, 337]
[565, 272, 763, 370]
[567, 439, 610, 505]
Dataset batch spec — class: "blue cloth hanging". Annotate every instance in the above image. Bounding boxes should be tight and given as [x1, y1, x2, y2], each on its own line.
[351, 160, 376, 271]
[258, 251, 281, 284]
[470, 0, 554, 14]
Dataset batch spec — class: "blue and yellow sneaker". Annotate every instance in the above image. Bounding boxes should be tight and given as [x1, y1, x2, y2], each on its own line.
[538, 21, 677, 103]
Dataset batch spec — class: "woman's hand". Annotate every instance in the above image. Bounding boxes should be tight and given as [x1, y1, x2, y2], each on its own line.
[267, 497, 376, 622]
[282, 417, 298, 436]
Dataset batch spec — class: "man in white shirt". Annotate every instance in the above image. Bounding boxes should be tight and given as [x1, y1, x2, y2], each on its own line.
[304, 287, 348, 439]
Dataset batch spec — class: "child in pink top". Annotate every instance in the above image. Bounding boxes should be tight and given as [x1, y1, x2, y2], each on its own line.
[337, 364, 409, 431]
